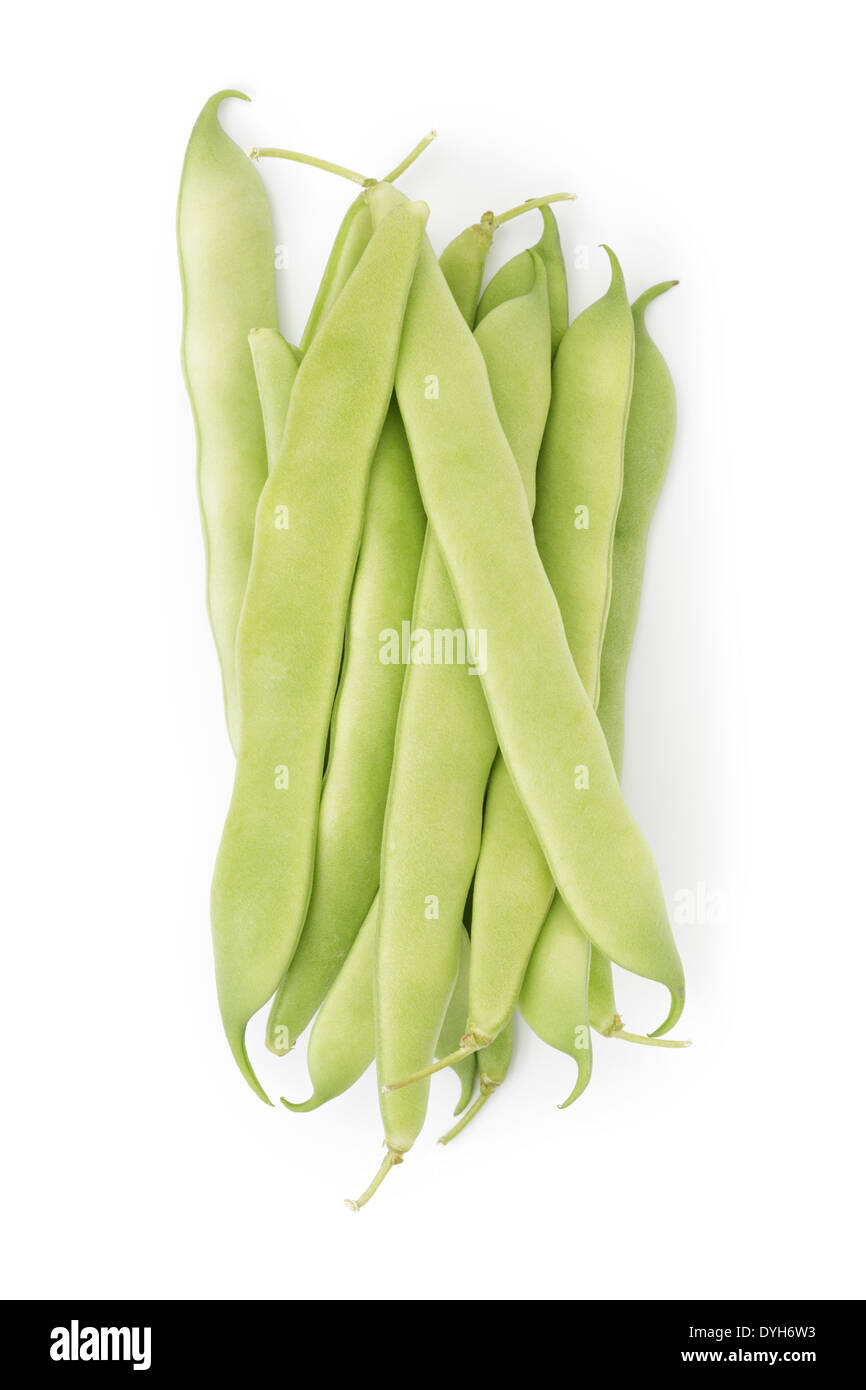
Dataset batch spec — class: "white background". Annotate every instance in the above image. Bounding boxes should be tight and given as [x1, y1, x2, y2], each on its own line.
[3, 0, 864, 1301]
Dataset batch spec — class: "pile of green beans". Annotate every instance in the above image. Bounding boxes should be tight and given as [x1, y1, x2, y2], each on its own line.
[178, 91, 689, 1209]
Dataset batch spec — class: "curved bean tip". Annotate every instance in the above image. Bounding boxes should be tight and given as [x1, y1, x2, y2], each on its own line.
[557, 1064, 592, 1110]
[438, 1090, 491, 1144]
[632, 279, 680, 318]
[210, 88, 250, 108]
[227, 1029, 271, 1104]
[648, 984, 686, 1039]
[598, 243, 626, 290]
[281, 1094, 320, 1113]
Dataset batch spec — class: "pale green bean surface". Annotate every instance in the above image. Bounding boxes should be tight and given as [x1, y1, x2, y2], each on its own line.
[180, 100, 690, 1205]
[372, 181, 684, 1042]
[178, 91, 279, 751]
[210, 200, 427, 1101]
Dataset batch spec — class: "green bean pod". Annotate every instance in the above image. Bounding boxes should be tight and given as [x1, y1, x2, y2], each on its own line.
[368, 241, 552, 1183]
[526, 276, 687, 1059]
[264, 398, 426, 1055]
[438, 216, 495, 321]
[586, 941, 689, 1046]
[439, 1018, 514, 1145]
[536, 279, 688, 1053]
[587, 945, 618, 1033]
[477, 204, 570, 354]
[536, 247, 631, 702]
[459, 251, 641, 1062]
[299, 194, 372, 352]
[248, 328, 301, 471]
[588, 281, 691, 1049]
[371, 183, 684, 1039]
[282, 898, 380, 1112]
[597, 281, 679, 777]
[467, 270, 683, 1076]
[264, 202, 518, 1056]
[283, 905, 474, 1114]
[294, 130, 437, 352]
[410, 218, 571, 1134]
[177, 91, 280, 751]
[519, 896, 593, 1107]
[210, 199, 428, 1102]
[436, 928, 477, 1115]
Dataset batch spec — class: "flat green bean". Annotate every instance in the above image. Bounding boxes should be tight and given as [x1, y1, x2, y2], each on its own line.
[392, 247, 678, 1104]
[267, 198, 566, 1061]
[271, 130, 436, 352]
[300, 196, 371, 352]
[589, 280, 690, 1049]
[347, 241, 551, 1208]
[597, 281, 679, 777]
[283, 903, 475, 1115]
[441, 194, 572, 329]
[370, 184, 684, 1047]
[426, 216, 573, 1131]
[247, 328, 301, 471]
[177, 91, 279, 751]
[438, 1017, 514, 1145]
[210, 199, 428, 1102]
[478, 204, 570, 354]
[469, 249, 636, 1085]
[374, 258, 550, 1149]
[520, 897, 593, 1107]
[264, 399, 426, 1056]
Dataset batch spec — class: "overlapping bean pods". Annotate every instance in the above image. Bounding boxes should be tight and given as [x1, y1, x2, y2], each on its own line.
[179, 95, 689, 1207]
[369, 182, 683, 1038]
[210, 199, 427, 1101]
[263, 398, 426, 1058]
[478, 203, 570, 353]
[248, 329, 300, 470]
[354, 244, 552, 1208]
[469, 247, 638, 1103]
[264, 194, 565, 1059]
[282, 904, 475, 1116]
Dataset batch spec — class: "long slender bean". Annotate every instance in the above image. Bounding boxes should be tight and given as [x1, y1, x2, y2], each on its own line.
[370, 184, 684, 1049]
[210, 199, 427, 1101]
[177, 91, 279, 751]
[347, 244, 552, 1207]
[267, 197, 568, 1059]
[597, 281, 679, 776]
[264, 399, 425, 1056]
